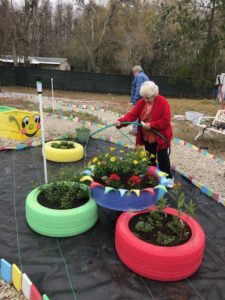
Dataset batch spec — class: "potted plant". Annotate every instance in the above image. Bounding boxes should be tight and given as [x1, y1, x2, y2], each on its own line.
[115, 184, 206, 281]
[45, 139, 84, 162]
[75, 125, 91, 144]
[81, 147, 169, 211]
[26, 180, 98, 237]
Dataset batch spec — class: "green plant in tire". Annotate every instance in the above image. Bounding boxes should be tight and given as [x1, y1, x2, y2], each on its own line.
[88, 147, 158, 189]
[51, 141, 75, 149]
[38, 181, 90, 209]
[132, 183, 197, 246]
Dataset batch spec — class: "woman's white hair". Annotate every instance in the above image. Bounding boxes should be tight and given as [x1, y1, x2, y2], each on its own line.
[140, 81, 159, 98]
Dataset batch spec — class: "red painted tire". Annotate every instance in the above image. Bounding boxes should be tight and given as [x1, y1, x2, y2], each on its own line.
[115, 207, 205, 281]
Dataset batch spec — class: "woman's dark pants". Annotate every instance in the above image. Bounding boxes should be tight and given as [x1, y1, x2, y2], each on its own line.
[144, 141, 173, 178]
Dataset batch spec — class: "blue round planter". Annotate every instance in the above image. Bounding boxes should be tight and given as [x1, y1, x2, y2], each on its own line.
[85, 166, 168, 211]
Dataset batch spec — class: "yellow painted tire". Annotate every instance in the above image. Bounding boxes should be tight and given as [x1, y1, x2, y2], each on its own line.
[45, 141, 84, 162]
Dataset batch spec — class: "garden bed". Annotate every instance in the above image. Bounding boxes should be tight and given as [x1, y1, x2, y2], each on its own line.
[0, 140, 225, 299]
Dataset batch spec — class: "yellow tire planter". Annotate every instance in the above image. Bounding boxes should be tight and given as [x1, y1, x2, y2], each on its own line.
[25, 187, 98, 237]
[45, 141, 84, 162]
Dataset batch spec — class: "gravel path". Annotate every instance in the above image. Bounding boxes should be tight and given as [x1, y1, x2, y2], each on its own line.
[171, 141, 225, 199]
[0, 280, 26, 299]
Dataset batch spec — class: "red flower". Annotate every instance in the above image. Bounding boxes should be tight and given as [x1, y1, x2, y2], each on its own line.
[127, 175, 142, 186]
[147, 166, 157, 175]
[109, 173, 121, 181]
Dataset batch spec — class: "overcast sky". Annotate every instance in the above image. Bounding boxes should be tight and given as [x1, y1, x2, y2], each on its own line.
[12, 0, 74, 8]
[13, 0, 105, 6]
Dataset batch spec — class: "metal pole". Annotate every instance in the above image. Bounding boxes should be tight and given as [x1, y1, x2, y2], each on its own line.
[36, 80, 48, 184]
[51, 77, 55, 112]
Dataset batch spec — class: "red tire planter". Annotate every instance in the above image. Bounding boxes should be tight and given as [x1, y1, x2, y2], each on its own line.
[115, 207, 205, 281]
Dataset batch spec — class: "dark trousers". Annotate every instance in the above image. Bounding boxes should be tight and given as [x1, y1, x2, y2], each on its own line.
[144, 141, 173, 178]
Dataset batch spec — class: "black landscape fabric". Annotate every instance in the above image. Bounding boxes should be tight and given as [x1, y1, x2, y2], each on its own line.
[0, 139, 225, 300]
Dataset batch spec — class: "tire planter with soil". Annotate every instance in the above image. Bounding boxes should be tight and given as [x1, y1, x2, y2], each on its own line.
[115, 207, 205, 281]
[45, 141, 84, 162]
[26, 187, 98, 237]
[88, 166, 168, 211]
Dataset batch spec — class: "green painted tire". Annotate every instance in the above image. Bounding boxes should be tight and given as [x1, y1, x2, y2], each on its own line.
[25, 187, 98, 237]
[45, 141, 84, 162]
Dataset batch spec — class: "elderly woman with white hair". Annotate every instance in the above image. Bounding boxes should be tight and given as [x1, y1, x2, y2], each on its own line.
[115, 80, 174, 188]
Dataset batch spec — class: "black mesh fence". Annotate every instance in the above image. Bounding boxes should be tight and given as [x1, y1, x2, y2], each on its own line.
[0, 66, 207, 98]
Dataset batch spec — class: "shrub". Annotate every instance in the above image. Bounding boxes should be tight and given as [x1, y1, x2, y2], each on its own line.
[131, 184, 197, 246]
[38, 181, 90, 209]
[51, 141, 75, 149]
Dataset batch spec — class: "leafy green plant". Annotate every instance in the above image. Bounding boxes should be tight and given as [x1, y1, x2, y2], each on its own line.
[87, 147, 158, 189]
[38, 181, 90, 209]
[51, 141, 75, 149]
[169, 183, 197, 218]
[132, 183, 196, 246]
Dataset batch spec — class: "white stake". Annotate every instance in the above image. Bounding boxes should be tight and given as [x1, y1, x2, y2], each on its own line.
[51, 77, 55, 112]
[36, 79, 48, 184]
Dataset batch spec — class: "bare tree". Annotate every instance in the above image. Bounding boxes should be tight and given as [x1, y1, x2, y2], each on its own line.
[73, 0, 125, 72]
[22, 0, 38, 65]
[0, 0, 21, 65]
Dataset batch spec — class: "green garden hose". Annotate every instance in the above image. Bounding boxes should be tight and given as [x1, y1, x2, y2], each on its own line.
[82, 121, 168, 168]
[90, 121, 167, 142]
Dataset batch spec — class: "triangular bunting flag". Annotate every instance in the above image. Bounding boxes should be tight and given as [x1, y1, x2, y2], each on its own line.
[118, 189, 128, 197]
[130, 189, 140, 197]
[80, 175, 93, 182]
[157, 171, 168, 177]
[82, 170, 92, 176]
[90, 182, 103, 189]
[160, 177, 169, 186]
[142, 188, 154, 194]
[104, 187, 116, 194]
[88, 165, 95, 171]
[154, 184, 167, 192]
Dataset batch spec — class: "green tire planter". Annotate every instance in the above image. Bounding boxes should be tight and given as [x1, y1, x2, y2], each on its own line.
[25, 187, 98, 237]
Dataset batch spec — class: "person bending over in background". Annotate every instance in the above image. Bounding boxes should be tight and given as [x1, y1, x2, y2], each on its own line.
[115, 80, 174, 188]
[130, 65, 149, 135]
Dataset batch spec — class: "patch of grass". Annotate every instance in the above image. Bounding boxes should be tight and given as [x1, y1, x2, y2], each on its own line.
[2, 86, 129, 102]
[0, 96, 104, 124]
[0, 97, 38, 110]
[169, 98, 221, 116]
